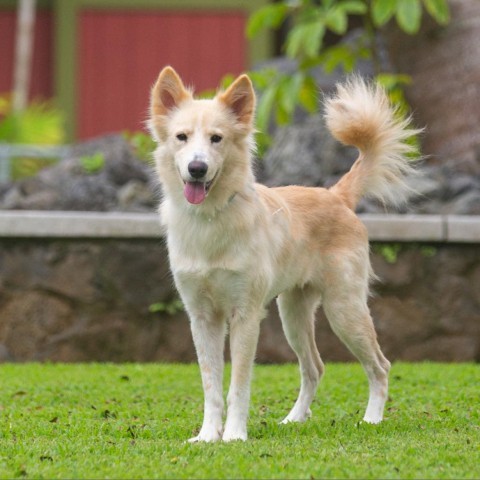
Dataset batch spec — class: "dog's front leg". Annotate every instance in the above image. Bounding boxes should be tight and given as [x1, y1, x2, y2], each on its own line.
[188, 316, 226, 443]
[223, 313, 261, 442]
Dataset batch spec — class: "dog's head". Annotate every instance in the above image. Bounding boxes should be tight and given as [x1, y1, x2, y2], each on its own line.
[149, 66, 256, 206]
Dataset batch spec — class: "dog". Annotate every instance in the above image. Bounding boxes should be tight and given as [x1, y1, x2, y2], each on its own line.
[149, 66, 418, 442]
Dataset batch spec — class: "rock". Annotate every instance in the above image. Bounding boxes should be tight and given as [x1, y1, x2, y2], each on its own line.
[370, 248, 420, 288]
[262, 115, 357, 188]
[118, 179, 158, 211]
[0, 291, 73, 360]
[442, 190, 480, 215]
[1, 187, 25, 209]
[406, 175, 443, 201]
[0, 343, 13, 361]
[261, 118, 480, 214]
[401, 336, 478, 362]
[0, 238, 479, 362]
[447, 174, 480, 198]
[0, 134, 157, 212]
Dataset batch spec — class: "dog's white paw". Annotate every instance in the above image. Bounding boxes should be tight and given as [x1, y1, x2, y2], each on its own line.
[362, 414, 382, 424]
[222, 429, 247, 442]
[188, 425, 222, 443]
[281, 408, 312, 424]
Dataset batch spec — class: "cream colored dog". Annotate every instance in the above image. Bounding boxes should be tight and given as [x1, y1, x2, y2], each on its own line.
[149, 66, 417, 442]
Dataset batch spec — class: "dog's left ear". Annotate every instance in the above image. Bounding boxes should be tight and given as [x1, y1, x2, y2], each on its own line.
[218, 74, 256, 128]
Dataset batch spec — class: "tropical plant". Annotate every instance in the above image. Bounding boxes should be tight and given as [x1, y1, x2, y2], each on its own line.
[0, 94, 65, 178]
[80, 151, 105, 174]
[246, 0, 450, 151]
[149, 298, 184, 315]
[123, 131, 157, 164]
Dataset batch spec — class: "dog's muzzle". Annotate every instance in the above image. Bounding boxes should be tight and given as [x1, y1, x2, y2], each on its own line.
[184, 160, 214, 205]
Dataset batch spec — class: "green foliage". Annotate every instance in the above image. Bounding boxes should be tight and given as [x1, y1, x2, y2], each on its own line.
[371, 0, 450, 32]
[0, 94, 65, 179]
[371, 0, 397, 26]
[8, 156, 58, 181]
[246, 0, 450, 153]
[375, 72, 412, 104]
[80, 152, 105, 174]
[246, 3, 290, 38]
[123, 131, 156, 164]
[0, 363, 478, 478]
[420, 245, 437, 258]
[149, 298, 184, 315]
[373, 243, 403, 264]
[373, 242, 438, 264]
[0, 95, 65, 145]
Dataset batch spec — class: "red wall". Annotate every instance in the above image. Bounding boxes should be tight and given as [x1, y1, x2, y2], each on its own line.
[78, 10, 247, 139]
[0, 8, 248, 139]
[0, 9, 53, 100]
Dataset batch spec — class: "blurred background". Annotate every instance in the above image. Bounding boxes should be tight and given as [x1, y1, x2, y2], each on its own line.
[0, 0, 479, 363]
[0, 0, 269, 142]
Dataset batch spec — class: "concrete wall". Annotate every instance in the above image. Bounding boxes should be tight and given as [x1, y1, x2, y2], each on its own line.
[0, 212, 479, 363]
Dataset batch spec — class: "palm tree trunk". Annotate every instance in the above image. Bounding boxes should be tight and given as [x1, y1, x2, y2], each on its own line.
[12, 0, 37, 113]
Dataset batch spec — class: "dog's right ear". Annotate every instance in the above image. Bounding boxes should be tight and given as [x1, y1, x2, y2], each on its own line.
[150, 67, 191, 140]
[151, 66, 191, 116]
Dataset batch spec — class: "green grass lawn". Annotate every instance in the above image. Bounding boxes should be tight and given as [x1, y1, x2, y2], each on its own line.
[0, 362, 478, 479]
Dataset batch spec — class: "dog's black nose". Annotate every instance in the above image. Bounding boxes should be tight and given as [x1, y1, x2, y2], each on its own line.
[188, 160, 208, 179]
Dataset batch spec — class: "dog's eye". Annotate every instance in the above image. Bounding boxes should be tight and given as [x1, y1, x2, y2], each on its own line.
[176, 133, 188, 142]
[210, 134, 222, 144]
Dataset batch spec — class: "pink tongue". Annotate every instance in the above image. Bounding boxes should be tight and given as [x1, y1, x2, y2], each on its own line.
[184, 182, 206, 204]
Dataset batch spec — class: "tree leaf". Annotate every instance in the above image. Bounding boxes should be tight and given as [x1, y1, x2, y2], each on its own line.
[256, 83, 277, 133]
[321, 44, 357, 73]
[396, 0, 422, 34]
[326, 6, 348, 35]
[371, 0, 397, 26]
[279, 74, 304, 117]
[286, 21, 325, 59]
[298, 75, 318, 113]
[376, 73, 412, 90]
[246, 3, 289, 39]
[423, 0, 450, 25]
[339, 0, 368, 15]
[249, 69, 278, 90]
[275, 102, 290, 127]
[305, 22, 326, 57]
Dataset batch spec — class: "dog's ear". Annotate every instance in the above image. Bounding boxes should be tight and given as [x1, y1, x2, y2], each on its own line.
[150, 67, 191, 141]
[218, 74, 256, 128]
[151, 66, 191, 117]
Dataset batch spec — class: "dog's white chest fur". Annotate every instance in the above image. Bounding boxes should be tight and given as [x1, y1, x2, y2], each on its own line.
[162, 194, 293, 320]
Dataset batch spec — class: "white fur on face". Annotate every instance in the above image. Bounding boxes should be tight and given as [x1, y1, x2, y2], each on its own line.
[167, 100, 232, 184]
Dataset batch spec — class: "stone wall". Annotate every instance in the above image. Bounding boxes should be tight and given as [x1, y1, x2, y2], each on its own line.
[0, 237, 478, 363]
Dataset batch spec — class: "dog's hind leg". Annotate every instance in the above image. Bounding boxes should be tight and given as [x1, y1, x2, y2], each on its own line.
[188, 315, 227, 443]
[322, 272, 390, 424]
[277, 286, 324, 424]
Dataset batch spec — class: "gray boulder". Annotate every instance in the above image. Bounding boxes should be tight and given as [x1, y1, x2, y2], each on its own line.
[259, 113, 480, 215]
[261, 115, 357, 188]
[0, 134, 159, 212]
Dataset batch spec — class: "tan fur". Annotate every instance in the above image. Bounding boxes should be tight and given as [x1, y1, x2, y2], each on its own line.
[325, 77, 422, 210]
[149, 67, 417, 442]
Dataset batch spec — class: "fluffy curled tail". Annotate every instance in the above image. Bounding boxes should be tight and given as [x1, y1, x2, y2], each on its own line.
[325, 77, 422, 210]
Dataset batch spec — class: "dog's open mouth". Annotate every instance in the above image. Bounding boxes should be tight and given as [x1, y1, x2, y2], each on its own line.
[183, 180, 213, 205]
